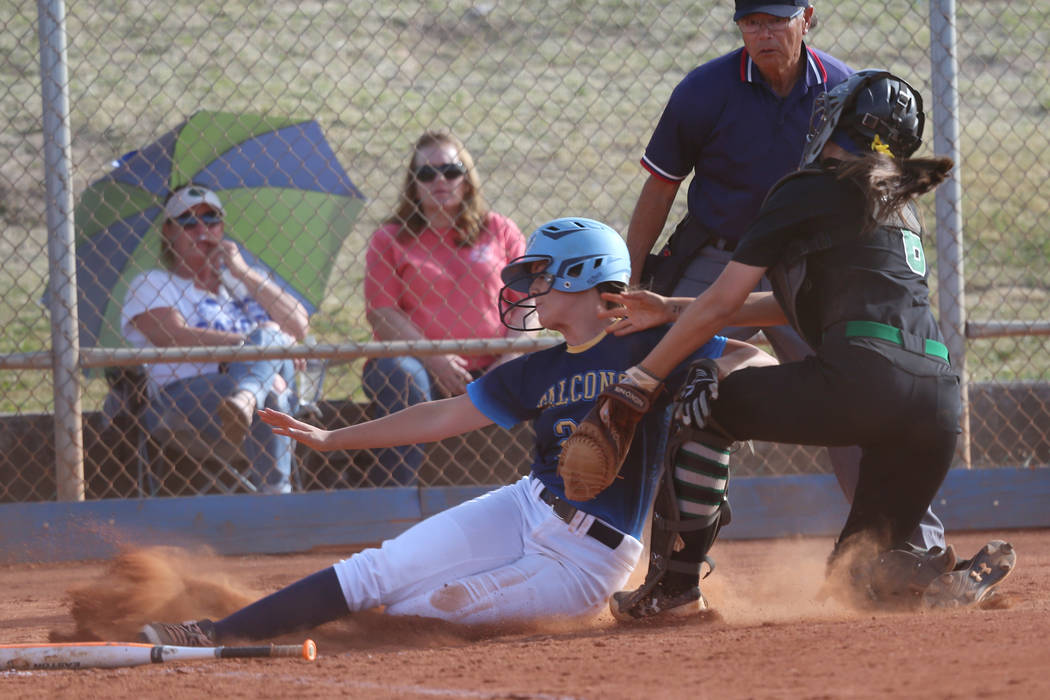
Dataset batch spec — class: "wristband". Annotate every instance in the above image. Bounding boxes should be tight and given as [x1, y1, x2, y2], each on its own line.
[625, 365, 663, 392]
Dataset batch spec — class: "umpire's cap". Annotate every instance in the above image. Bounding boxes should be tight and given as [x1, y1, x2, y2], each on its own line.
[733, 0, 809, 21]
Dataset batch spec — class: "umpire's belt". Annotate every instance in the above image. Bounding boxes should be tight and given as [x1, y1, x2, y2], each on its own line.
[704, 235, 737, 252]
[538, 487, 624, 550]
[831, 320, 950, 364]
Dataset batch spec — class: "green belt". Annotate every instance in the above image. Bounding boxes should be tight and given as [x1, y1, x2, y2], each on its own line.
[842, 320, 950, 362]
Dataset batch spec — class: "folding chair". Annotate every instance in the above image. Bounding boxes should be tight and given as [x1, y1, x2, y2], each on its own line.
[102, 367, 259, 496]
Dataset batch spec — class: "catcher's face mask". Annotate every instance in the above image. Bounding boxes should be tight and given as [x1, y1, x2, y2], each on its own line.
[800, 69, 925, 168]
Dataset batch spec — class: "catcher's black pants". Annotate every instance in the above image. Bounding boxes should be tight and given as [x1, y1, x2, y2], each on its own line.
[712, 333, 961, 551]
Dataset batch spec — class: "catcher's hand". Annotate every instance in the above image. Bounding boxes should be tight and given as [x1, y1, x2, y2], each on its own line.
[557, 381, 658, 501]
[673, 358, 720, 428]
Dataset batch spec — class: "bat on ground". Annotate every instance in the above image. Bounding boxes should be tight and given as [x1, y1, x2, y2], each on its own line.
[0, 639, 316, 670]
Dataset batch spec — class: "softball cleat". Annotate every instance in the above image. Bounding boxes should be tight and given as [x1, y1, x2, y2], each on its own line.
[138, 618, 217, 647]
[610, 582, 709, 621]
[922, 540, 1016, 609]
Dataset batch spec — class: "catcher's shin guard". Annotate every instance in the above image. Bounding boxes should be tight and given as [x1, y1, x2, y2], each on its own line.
[611, 425, 734, 620]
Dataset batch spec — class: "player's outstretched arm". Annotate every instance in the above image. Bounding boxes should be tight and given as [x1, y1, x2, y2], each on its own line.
[257, 409, 332, 449]
[258, 393, 492, 452]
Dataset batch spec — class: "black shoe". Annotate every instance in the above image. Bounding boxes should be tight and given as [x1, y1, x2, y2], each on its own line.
[138, 619, 217, 646]
[610, 581, 708, 621]
[922, 540, 1016, 608]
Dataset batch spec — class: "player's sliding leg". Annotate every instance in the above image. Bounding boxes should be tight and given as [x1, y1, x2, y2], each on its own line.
[139, 567, 348, 646]
[610, 425, 733, 620]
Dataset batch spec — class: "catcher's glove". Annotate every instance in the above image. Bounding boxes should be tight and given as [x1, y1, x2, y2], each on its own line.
[557, 381, 659, 501]
[673, 358, 720, 429]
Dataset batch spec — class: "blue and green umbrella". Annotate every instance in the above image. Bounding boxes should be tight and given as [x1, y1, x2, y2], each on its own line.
[75, 110, 365, 349]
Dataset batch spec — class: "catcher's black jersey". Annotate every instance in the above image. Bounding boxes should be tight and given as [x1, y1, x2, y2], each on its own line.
[715, 167, 961, 551]
[733, 169, 944, 351]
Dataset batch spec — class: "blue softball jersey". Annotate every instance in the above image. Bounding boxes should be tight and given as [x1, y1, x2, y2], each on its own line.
[467, 328, 727, 539]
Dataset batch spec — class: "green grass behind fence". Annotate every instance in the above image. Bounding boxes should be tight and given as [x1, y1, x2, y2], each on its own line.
[1, 1, 1047, 413]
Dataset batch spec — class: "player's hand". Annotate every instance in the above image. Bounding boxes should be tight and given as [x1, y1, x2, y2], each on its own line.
[257, 408, 333, 450]
[598, 290, 676, 335]
[424, 354, 473, 397]
[673, 358, 720, 428]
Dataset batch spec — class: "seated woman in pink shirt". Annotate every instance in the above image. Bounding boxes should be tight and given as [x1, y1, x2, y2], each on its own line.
[363, 131, 525, 485]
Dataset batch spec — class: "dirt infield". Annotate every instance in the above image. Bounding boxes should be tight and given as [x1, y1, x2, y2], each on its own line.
[1, 529, 1047, 699]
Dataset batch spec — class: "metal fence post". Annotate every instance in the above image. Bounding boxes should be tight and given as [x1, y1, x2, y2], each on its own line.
[38, 0, 84, 500]
[929, 0, 970, 469]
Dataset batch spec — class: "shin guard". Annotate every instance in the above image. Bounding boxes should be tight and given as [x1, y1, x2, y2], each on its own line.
[610, 424, 734, 619]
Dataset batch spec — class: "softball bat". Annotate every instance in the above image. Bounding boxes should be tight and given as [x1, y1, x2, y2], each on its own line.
[0, 639, 316, 670]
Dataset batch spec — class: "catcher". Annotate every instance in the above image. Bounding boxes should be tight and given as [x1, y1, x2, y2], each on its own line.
[560, 71, 1016, 617]
[138, 217, 775, 646]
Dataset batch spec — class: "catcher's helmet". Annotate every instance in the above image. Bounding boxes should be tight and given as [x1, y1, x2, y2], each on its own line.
[800, 70, 925, 168]
[499, 217, 630, 331]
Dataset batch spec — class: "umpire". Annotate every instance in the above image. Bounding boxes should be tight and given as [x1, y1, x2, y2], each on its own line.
[608, 71, 1015, 611]
[625, 0, 947, 551]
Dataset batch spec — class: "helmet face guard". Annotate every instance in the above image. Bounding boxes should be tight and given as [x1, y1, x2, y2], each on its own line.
[499, 254, 554, 332]
[800, 70, 925, 168]
[499, 217, 630, 332]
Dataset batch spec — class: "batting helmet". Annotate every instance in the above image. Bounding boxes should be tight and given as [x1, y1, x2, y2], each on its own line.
[499, 217, 630, 331]
[800, 70, 925, 169]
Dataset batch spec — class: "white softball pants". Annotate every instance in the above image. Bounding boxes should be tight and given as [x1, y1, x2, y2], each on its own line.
[331, 475, 643, 624]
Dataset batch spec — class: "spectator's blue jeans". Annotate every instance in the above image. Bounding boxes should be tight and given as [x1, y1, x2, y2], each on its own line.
[145, 326, 297, 494]
[362, 356, 430, 486]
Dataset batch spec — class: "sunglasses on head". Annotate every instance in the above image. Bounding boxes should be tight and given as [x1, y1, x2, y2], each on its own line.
[414, 162, 466, 183]
[172, 211, 223, 228]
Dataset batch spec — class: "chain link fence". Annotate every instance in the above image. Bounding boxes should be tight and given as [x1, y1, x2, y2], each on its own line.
[1, 1, 1048, 502]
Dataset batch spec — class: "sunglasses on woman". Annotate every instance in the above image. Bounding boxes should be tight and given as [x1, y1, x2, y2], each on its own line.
[172, 211, 223, 228]
[414, 162, 466, 183]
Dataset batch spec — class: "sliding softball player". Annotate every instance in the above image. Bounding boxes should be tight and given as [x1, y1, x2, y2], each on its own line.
[139, 217, 774, 646]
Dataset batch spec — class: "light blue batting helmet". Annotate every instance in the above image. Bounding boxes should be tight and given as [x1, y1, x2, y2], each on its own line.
[499, 217, 630, 330]
[501, 217, 630, 293]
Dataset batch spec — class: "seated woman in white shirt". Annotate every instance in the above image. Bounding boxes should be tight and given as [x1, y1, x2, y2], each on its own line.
[121, 185, 309, 494]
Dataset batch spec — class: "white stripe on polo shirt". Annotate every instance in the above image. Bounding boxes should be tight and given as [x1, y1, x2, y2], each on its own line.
[742, 45, 829, 87]
[640, 155, 688, 182]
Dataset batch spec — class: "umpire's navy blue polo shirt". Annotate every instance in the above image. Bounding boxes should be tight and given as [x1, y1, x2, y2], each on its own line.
[642, 43, 852, 247]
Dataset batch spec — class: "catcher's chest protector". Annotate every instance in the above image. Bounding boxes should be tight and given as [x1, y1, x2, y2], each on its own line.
[765, 174, 936, 349]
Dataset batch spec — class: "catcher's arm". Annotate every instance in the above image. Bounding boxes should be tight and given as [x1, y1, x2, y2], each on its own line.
[557, 366, 663, 501]
[598, 290, 784, 336]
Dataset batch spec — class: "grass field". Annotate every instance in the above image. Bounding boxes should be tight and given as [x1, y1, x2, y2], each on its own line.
[1, 0, 1048, 414]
